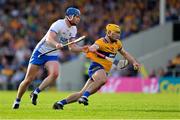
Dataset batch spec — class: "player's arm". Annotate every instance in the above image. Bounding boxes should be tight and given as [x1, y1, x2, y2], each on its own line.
[46, 21, 63, 49]
[68, 37, 100, 53]
[88, 43, 99, 52]
[118, 48, 140, 69]
[68, 37, 87, 53]
[46, 31, 62, 49]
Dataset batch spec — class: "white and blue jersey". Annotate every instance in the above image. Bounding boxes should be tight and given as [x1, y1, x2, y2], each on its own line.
[29, 19, 77, 65]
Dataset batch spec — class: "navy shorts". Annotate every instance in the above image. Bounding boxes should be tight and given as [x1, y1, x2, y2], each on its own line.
[29, 50, 58, 66]
[88, 62, 104, 78]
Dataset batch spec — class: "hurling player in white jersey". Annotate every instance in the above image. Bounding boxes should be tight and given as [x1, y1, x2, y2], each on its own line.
[13, 7, 87, 109]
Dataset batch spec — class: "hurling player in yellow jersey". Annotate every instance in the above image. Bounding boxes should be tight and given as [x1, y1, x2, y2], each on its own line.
[53, 24, 140, 110]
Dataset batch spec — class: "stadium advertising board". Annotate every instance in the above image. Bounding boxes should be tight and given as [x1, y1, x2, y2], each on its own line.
[99, 77, 158, 93]
[159, 77, 180, 93]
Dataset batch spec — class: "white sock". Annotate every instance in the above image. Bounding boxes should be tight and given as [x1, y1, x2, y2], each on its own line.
[33, 88, 41, 95]
[57, 101, 63, 105]
[14, 100, 20, 104]
[33, 90, 39, 95]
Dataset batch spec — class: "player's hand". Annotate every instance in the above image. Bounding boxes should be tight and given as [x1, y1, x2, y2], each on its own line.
[133, 62, 141, 70]
[82, 45, 90, 53]
[88, 46, 97, 52]
[56, 43, 63, 49]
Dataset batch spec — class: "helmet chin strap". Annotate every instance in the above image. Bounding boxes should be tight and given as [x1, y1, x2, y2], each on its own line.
[66, 15, 77, 26]
[107, 35, 117, 43]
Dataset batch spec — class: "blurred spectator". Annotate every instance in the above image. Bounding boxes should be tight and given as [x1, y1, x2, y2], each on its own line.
[157, 67, 166, 77]
[166, 0, 180, 21]
[172, 53, 180, 65]
[149, 69, 156, 78]
[10, 66, 25, 90]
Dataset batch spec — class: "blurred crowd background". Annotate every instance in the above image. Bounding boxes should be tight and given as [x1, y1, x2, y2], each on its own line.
[0, 0, 180, 90]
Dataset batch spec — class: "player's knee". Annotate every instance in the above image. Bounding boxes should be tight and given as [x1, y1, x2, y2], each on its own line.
[100, 77, 107, 85]
[22, 80, 32, 86]
[23, 76, 34, 85]
[49, 71, 59, 80]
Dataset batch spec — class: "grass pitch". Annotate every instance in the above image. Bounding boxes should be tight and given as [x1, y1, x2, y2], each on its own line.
[0, 91, 180, 119]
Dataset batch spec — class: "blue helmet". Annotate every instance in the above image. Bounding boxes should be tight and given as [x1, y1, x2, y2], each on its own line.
[65, 7, 81, 16]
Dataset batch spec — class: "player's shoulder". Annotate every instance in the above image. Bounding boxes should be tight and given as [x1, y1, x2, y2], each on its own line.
[53, 19, 65, 25]
[71, 26, 77, 31]
[116, 39, 123, 48]
[94, 38, 106, 47]
[96, 37, 104, 42]
[116, 39, 122, 44]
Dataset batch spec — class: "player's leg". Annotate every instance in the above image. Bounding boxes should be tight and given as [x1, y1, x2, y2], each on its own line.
[12, 64, 40, 109]
[31, 61, 59, 105]
[39, 61, 59, 90]
[53, 78, 94, 110]
[85, 69, 107, 94]
[65, 78, 94, 104]
[78, 69, 107, 105]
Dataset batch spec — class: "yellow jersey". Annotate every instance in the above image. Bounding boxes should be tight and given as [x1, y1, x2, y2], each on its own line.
[86, 38, 122, 72]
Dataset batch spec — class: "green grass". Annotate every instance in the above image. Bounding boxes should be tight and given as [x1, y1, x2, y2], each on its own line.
[0, 91, 180, 119]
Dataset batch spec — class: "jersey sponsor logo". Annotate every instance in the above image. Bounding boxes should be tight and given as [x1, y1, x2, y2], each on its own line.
[59, 37, 68, 43]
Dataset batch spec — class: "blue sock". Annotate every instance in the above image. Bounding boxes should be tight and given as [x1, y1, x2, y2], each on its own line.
[33, 88, 41, 94]
[82, 91, 90, 98]
[58, 99, 67, 105]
